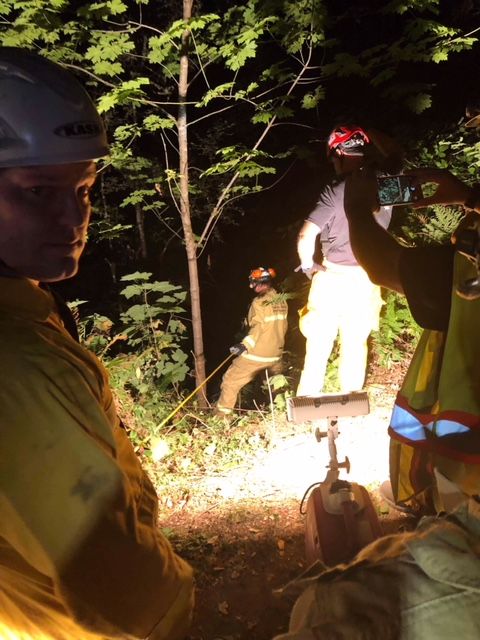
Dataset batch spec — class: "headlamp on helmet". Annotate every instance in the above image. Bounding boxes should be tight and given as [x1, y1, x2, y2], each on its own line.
[249, 266, 276, 288]
[327, 126, 370, 158]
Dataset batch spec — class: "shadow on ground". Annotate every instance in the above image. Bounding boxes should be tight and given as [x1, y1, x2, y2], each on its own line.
[165, 497, 414, 640]
[184, 532, 305, 640]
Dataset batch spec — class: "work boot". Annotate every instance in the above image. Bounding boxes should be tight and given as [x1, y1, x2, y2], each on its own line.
[379, 481, 421, 517]
[214, 406, 233, 420]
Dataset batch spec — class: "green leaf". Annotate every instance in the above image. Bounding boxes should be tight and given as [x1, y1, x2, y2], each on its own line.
[122, 304, 149, 322]
[120, 189, 158, 208]
[113, 124, 141, 142]
[269, 374, 288, 391]
[121, 285, 147, 299]
[98, 78, 150, 113]
[143, 115, 176, 131]
[85, 31, 135, 76]
[251, 111, 273, 124]
[150, 282, 180, 293]
[121, 272, 152, 282]
[432, 48, 448, 63]
[95, 222, 133, 240]
[197, 82, 235, 107]
[302, 86, 325, 109]
[405, 92, 432, 114]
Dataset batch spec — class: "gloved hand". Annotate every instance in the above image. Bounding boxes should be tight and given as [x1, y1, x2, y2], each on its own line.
[295, 262, 325, 280]
[229, 343, 247, 356]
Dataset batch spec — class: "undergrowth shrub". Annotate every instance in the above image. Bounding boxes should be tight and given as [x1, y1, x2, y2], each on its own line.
[116, 271, 189, 394]
[371, 290, 421, 369]
[73, 272, 190, 450]
[400, 205, 463, 246]
[74, 272, 277, 475]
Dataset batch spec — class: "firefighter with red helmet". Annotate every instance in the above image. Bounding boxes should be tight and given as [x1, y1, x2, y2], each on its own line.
[216, 267, 288, 415]
[296, 124, 401, 397]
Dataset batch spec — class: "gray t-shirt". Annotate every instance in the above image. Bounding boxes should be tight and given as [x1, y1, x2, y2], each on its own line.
[307, 180, 392, 266]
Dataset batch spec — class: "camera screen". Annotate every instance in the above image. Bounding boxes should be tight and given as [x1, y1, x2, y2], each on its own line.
[377, 175, 421, 206]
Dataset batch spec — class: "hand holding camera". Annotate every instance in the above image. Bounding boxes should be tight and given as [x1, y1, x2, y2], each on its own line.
[376, 168, 477, 209]
[404, 168, 475, 208]
[376, 174, 423, 206]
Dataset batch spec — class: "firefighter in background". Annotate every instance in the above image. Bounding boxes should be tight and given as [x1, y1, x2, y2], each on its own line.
[296, 124, 402, 397]
[216, 267, 288, 415]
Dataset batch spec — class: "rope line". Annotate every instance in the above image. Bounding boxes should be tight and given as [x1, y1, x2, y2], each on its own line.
[158, 353, 234, 430]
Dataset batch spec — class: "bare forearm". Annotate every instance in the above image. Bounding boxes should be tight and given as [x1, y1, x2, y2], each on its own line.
[297, 220, 320, 267]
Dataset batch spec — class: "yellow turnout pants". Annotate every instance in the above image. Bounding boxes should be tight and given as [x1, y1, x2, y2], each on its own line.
[297, 260, 383, 396]
[217, 356, 282, 412]
[390, 434, 480, 513]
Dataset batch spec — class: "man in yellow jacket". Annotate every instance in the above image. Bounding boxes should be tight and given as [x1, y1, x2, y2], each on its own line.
[216, 267, 288, 415]
[0, 48, 193, 640]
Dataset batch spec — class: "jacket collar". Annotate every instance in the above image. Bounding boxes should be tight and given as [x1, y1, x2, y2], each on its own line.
[0, 276, 55, 322]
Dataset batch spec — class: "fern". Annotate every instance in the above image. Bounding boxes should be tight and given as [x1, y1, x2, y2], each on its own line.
[371, 290, 421, 369]
[400, 205, 463, 247]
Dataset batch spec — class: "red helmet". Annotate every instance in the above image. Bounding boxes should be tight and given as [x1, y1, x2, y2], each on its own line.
[249, 266, 276, 287]
[327, 125, 370, 157]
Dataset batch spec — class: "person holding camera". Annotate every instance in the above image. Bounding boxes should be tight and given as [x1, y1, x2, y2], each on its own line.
[296, 124, 402, 397]
[343, 106, 480, 514]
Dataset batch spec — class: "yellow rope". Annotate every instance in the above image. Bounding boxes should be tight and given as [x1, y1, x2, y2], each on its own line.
[157, 353, 234, 430]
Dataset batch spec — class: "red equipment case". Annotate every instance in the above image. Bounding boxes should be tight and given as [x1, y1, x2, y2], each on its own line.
[304, 479, 382, 566]
[287, 392, 383, 566]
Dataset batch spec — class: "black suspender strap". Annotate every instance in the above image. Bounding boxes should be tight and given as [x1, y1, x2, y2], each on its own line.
[40, 284, 80, 343]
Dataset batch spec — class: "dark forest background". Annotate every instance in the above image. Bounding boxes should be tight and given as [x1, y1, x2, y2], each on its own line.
[1, 0, 479, 414]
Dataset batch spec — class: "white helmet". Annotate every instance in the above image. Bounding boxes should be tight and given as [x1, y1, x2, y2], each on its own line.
[0, 48, 109, 167]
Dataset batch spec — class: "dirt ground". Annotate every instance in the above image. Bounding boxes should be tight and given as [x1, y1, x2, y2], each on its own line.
[156, 378, 413, 640]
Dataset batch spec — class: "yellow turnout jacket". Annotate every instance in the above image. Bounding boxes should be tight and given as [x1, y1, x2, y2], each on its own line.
[241, 288, 288, 363]
[389, 252, 480, 505]
[0, 277, 193, 640]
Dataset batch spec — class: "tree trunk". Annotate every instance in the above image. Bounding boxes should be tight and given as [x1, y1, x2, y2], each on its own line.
[135, 203, 148, 259]
[178, 0, 207, 405]
[132, 103, 148, 261]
